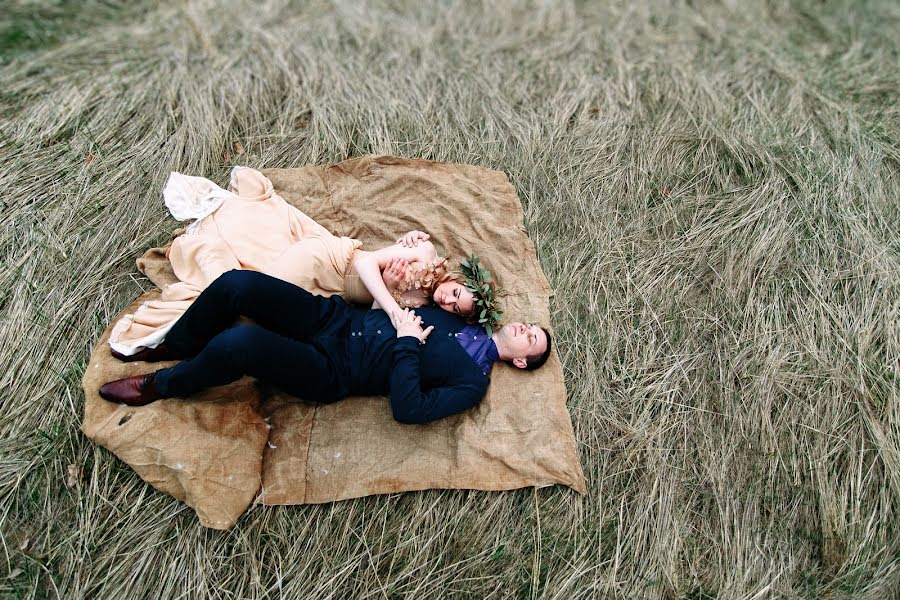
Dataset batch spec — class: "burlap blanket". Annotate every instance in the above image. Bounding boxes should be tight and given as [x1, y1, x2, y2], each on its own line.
[81, 155, 586, 529]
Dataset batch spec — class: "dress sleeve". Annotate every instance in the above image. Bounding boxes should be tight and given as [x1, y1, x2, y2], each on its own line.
[388, 337, 487, 424]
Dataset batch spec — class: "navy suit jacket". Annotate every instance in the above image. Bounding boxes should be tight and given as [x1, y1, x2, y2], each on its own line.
[323, 305, 490, 424]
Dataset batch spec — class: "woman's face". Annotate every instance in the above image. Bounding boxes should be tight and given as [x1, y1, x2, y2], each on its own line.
[433, 281, 475, 316]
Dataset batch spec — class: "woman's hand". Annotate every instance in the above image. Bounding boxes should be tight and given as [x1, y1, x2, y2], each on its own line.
[382, 257, 409, 290]
[394, 308, 434, 344]
[396, 230, 430, 248]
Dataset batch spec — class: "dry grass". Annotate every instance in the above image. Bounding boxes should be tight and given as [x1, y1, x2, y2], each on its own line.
[1, 0, 898, 598]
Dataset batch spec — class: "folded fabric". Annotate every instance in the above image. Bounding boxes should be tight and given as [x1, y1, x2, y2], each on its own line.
[82, 155, 587, 528]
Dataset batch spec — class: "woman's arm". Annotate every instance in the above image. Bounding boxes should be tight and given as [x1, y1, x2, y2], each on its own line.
[351, 240, 438, 323]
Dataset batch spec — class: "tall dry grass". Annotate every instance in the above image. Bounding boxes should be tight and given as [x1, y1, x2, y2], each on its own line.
[1, 0, 898, 598]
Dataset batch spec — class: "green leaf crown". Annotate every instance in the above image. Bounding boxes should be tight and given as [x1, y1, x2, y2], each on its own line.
[459, 255, 503, 336]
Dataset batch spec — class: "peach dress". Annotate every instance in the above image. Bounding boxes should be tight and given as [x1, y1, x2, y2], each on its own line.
[108, 167, 373, 356]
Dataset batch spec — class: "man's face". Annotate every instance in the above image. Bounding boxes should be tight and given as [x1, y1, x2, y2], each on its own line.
[496, 322, 547, 367]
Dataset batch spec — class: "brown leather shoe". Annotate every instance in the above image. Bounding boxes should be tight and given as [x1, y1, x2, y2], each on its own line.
[99, 372, 162, 406]
[110, 342, 179, 363]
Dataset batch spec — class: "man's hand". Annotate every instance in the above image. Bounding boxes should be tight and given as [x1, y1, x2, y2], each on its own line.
[396, 230, 430, 248]
[394, 308, 434, 344]
[382, 257, 409, 290]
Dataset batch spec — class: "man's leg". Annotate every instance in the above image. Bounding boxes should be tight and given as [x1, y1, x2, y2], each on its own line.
[165, 270, 342, 358]
[154, 324, 340, 402]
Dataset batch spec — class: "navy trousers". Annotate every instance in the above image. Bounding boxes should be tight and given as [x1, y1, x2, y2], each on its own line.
[153, 270, 351, 402]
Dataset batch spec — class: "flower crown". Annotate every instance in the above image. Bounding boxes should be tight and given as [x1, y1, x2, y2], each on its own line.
[459, 255, 503, 336]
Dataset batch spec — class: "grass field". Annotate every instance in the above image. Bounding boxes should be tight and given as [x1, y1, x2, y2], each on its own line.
[1, 0, 898, 598]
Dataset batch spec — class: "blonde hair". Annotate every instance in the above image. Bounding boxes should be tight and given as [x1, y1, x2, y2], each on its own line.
[391, 257, 465, 309]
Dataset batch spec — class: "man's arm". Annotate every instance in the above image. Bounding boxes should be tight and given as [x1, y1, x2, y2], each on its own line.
[389, 337, 487, 424]
[389, 309, 486, 424]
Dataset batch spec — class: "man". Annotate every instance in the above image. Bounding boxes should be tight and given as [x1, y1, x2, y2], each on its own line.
[99, 269, 552, 424]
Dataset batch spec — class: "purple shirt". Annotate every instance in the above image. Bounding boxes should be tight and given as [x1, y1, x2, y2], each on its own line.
[453, 325, 499, 375]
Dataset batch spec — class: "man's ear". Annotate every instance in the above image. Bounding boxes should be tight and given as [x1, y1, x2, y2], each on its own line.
[512, 357, 527, 369]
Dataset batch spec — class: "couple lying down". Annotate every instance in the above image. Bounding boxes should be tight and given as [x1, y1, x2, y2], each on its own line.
[99, 167, 551, 424]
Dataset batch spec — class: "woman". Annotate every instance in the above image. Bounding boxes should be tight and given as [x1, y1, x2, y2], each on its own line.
[109, 167, 486, 358]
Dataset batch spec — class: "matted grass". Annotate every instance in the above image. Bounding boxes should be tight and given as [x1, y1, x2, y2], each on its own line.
[1, 0, 897, 598]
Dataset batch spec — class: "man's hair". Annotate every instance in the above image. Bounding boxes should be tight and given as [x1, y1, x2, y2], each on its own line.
[523, 327, 552, 371]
